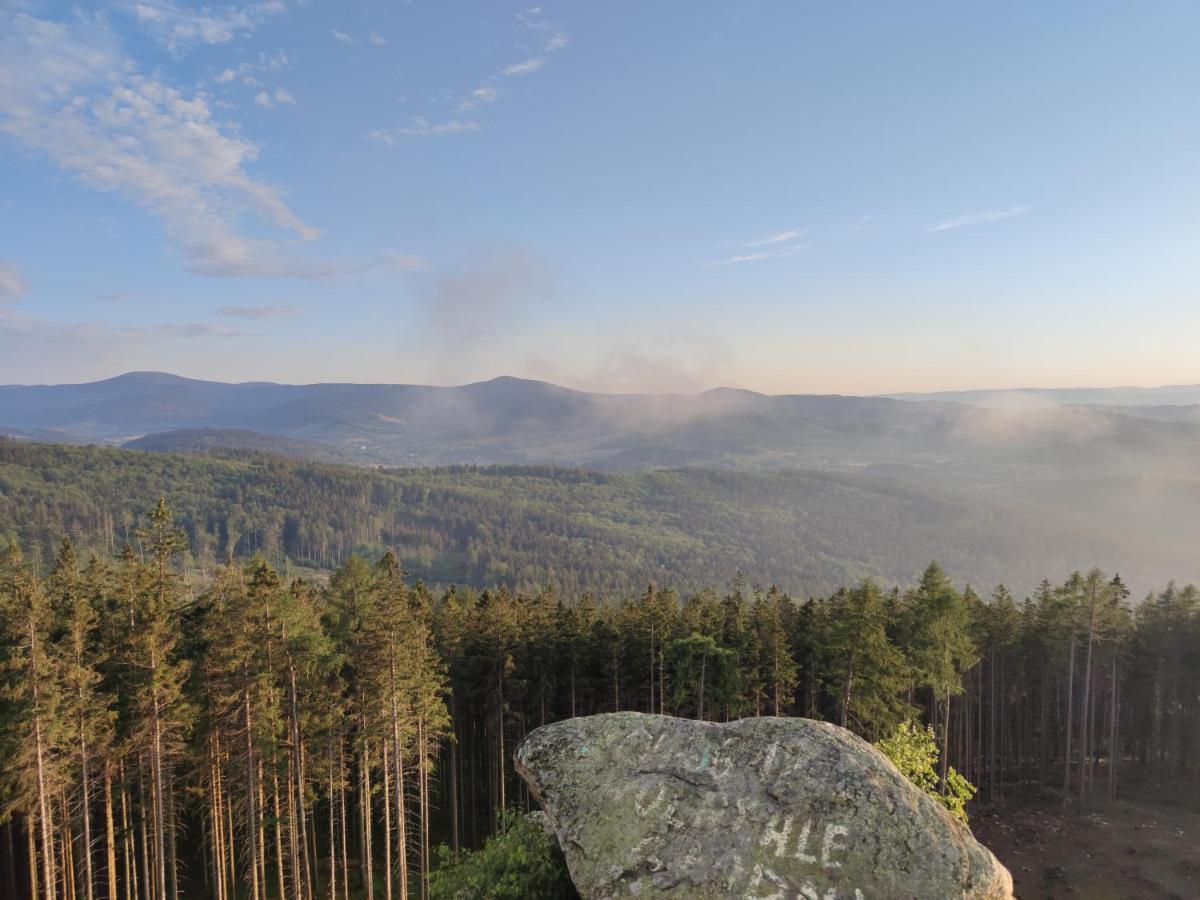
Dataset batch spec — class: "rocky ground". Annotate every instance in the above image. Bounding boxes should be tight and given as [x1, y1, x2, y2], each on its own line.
[971, 785, 1200, 900]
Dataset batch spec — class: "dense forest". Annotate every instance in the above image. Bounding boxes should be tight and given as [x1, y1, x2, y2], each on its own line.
[0, 439, 1174, 598]
[2, 496, 1199, 899]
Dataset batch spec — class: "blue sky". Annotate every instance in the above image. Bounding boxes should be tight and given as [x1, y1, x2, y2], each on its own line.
[1, 1, 1198, 393]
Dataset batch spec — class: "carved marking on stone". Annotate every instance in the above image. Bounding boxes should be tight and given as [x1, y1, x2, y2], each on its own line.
[820, 824, 849, 869]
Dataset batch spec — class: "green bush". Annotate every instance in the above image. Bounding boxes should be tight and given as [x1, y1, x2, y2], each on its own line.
[876, 720, 976, 823]
[429, 810, 578, 900]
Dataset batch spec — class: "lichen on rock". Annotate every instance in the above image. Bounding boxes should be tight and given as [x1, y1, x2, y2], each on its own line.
[515, 712, 1013, 899]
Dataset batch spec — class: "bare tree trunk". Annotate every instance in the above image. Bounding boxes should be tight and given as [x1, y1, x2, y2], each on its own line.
[382, 743, 393, 900]
[287, 758, 301, 900]
[939, 688, 952, 792]
[166, 775, 178, 900]
[1062, 628, 1077, 798]
[273, 769, 286, 900]
[245, 690, 261, 900]
[149, 651, 168, 900]
[257, 760, 268, 900]
[338, 740, 350, 900]
[420, 724, 431, 900]
[389, 655, 408, 900]
[362, 744, 374, 900]
[209, 739, 227, 900]
[137, 765, 150, 900]
[119, 764, 134, 900]
[78, 710, 95, 900]
[29, 618, 57, 900]
[1108, 655, 1119, 802]
[104, 765, 118, 900]
[1079, 607, 1096, 805]
[29, 813, 39, 900]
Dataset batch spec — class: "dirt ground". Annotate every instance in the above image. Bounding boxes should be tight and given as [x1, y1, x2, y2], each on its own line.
[970, 786, 1200, 900]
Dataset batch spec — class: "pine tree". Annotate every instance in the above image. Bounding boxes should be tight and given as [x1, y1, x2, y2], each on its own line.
[824, 580, 911, 739]
[901, 563, 978, 790]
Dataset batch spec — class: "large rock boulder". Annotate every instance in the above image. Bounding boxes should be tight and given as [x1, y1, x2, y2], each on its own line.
[515, 713, 1012, 899]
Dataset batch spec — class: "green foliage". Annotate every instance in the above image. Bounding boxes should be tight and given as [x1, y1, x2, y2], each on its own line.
[0, 439, 1142, 598]
[876, 720, 976, 823]
[429, 810, 578, 900]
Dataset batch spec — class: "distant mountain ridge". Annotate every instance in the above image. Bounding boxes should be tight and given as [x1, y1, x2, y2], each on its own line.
[5, 371, 1200, 478]
[5, 372, 1200, 598]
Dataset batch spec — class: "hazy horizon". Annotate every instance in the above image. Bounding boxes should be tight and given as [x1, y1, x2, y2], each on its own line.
[3, 2, 1199, 394]
[6, 367, 1200, 400]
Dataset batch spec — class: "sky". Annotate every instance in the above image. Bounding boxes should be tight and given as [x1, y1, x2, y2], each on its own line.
[1, 1, 1199, 394]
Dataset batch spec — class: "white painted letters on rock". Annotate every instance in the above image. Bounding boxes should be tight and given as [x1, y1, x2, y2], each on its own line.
[515, 713, 1012, 899]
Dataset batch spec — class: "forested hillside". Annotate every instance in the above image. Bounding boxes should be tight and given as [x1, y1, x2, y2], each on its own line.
[0, 440, 1182, 598]
[2, 501, 1198, 900]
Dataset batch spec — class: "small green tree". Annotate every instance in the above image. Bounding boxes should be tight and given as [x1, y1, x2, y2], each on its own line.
[876, 720, 976, 823]
[429, 810, 578, 900]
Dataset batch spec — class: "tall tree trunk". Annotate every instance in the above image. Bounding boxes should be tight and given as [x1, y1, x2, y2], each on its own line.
[104, 765, 118, 900]
[1108, 655, 1119, 802]
[381, 743, 393, 900]
[78, 706, 95, 900]
[328, 738, 338, 900]
[1079, 607, 1096, 805]
[939, 688, 952, 792]
[273, 769, 286, 900]
[244, 689, 261, 900]
[1062, 628, 1077, 798]
[29, 618, 57, 900]
[29, 812, 39, 900]
[361, 744, 374, 900]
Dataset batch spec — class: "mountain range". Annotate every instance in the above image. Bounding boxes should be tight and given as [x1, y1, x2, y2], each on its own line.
[3, 371, 1200, 594]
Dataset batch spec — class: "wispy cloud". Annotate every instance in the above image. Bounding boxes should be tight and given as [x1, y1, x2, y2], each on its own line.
[130, 1, 287, 52]
[0, 11, 392, 279]
[503, 57, 545, 77]
[503, 9, 567, 77]
[370, 119, 480, 143]
[930, 206, 1031, 232]
[218, 304, 296, 319]
[254, 87, 295, 108]
[331, 29, 354, 45]
[745, 229, 803, 248]
[0, 261, 26, 303]
[703, 244, 807, 268]
[448, 10, 568, 117]
[368, 32, 387, 46]
[457, 85, 499, 112]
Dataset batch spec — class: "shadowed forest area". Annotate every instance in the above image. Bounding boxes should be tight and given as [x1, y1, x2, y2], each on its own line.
[2, 496, 1199, 899]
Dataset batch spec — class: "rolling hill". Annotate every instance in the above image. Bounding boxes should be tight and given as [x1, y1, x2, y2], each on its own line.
[0, 439, 1194, 599]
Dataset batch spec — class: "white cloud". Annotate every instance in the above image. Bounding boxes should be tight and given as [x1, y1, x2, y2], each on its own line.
[217, 304, 296, 319]
[332, 30, 354, 45]
[255, 90, 273, 107]
[502, 9, 568, 76]
[0, 12, 327, 278]
[745, 229, 803, 247]
[703, 243, 807, 268]
[207, 51, 289, 90]
[503, 57, 544, 76]
[0, 262, 26, 302]
[457, 83, 500, 112]
[131, 1, 287, 51]
[371, 118, 480, 143]
[273, 88, 296, 105]
[369, 32, 387, 46]
[930, 206, 1031, 232]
